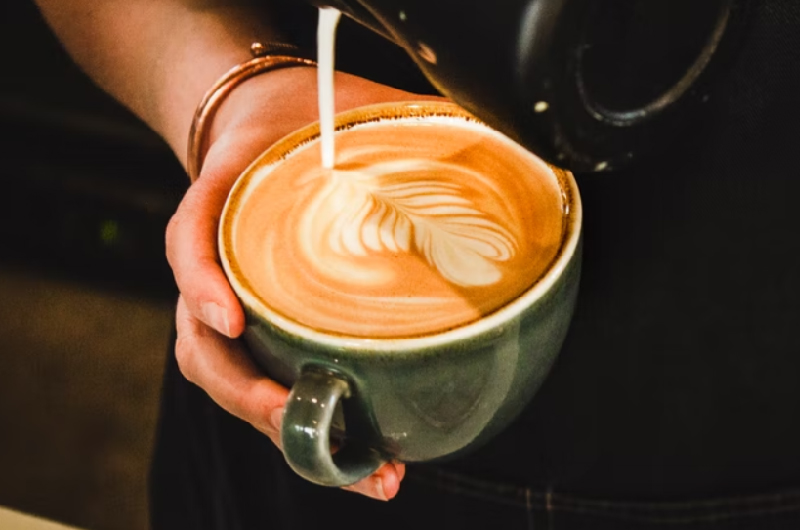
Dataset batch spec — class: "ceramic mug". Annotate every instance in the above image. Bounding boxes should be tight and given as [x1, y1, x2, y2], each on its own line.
[218, 102, 583, 487]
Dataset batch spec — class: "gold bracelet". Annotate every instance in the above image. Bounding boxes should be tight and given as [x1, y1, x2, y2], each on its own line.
[186, 42, 316, 182]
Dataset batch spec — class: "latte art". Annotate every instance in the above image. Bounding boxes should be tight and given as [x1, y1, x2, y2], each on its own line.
[226, 113, 566, 338]
[303, 154, 517, 288]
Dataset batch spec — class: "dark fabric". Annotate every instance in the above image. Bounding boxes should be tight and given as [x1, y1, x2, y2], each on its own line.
[151, 349, 800, 529]
[151, 0, 800, 527]
[443, 0, 800, 499]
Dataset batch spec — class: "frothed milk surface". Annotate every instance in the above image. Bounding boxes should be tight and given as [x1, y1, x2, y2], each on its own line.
[227, 114, 566, 338]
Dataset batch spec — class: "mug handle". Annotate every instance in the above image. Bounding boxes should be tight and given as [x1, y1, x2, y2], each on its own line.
[280, 367, 386, 487]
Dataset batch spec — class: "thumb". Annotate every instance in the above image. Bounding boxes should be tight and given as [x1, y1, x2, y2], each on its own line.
[166, 149, 247, 338]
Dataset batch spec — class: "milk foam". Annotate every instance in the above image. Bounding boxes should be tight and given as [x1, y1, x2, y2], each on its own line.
[229, 114, 565, 338]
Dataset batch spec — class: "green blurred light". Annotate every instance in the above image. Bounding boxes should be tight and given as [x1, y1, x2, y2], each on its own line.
[99, 219, 120, 245]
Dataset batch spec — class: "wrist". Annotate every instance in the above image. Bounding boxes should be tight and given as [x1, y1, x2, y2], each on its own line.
[149, 5, 290, 165]
[188, 52, 317, 181]
[188, 59, 441, 183]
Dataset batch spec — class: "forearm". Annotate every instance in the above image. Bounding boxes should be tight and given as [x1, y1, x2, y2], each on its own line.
[34, 0, 287, 164]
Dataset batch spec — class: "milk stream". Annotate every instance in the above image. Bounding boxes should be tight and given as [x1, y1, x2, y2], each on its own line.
[317, 7, 342, 169]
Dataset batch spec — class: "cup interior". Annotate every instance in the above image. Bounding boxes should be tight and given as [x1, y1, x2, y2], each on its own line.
[219, 101, 582, 353]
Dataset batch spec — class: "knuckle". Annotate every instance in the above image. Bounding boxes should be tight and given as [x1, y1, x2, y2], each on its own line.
[164, 210, 184, 265]
[235, 383, 264, 421]
[237, 380, 281, 429]
[174, 334, 197, 383]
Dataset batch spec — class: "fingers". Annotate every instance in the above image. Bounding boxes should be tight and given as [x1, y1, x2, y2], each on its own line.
[175, 296, 288, 443]
[175, 297, 406, 500]
[166, 141, 248, 338]
[342, 462, 406, 501]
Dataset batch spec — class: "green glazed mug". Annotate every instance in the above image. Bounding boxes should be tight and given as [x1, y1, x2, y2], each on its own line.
[218, 101, 582, 487]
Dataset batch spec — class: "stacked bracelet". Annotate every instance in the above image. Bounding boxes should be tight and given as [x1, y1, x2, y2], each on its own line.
[187, 42, 316, 182]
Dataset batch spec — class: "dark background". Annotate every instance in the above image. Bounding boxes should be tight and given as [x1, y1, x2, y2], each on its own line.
[0, 2, 183, 529]
[0, 2, 185, 296]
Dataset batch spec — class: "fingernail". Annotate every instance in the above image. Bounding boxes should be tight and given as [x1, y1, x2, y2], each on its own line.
[270, 407, 284, 431]
[202, 302, 230, 336]
[372, 477, 388, 501]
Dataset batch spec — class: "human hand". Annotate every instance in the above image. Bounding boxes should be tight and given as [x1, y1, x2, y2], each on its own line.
[166, 66, 442, 500]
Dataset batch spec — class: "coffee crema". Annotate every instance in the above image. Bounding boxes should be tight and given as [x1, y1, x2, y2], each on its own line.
[224, 111, 566, 338]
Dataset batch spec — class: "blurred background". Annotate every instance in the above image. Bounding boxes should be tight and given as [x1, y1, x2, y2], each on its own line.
[1, 2, 186, 529]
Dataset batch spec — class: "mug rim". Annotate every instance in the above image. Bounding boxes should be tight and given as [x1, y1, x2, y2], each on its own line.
[219, 101, 583, 353]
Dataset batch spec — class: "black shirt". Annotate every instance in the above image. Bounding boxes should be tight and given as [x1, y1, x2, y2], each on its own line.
[446, 0, 800, 498]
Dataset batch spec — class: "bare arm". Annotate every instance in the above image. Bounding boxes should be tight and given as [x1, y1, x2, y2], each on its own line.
[33, 0, 284, 162]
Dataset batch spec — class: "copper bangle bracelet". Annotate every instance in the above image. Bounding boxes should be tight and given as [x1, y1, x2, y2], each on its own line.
[186, 42, 316, 182]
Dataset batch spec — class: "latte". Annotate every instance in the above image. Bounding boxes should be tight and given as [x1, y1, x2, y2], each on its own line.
[221, 104, 569, 338]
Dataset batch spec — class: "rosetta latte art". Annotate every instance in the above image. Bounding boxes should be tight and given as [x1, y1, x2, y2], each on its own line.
[230, 119, 564, 338]
[303, 155, 517, 288]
